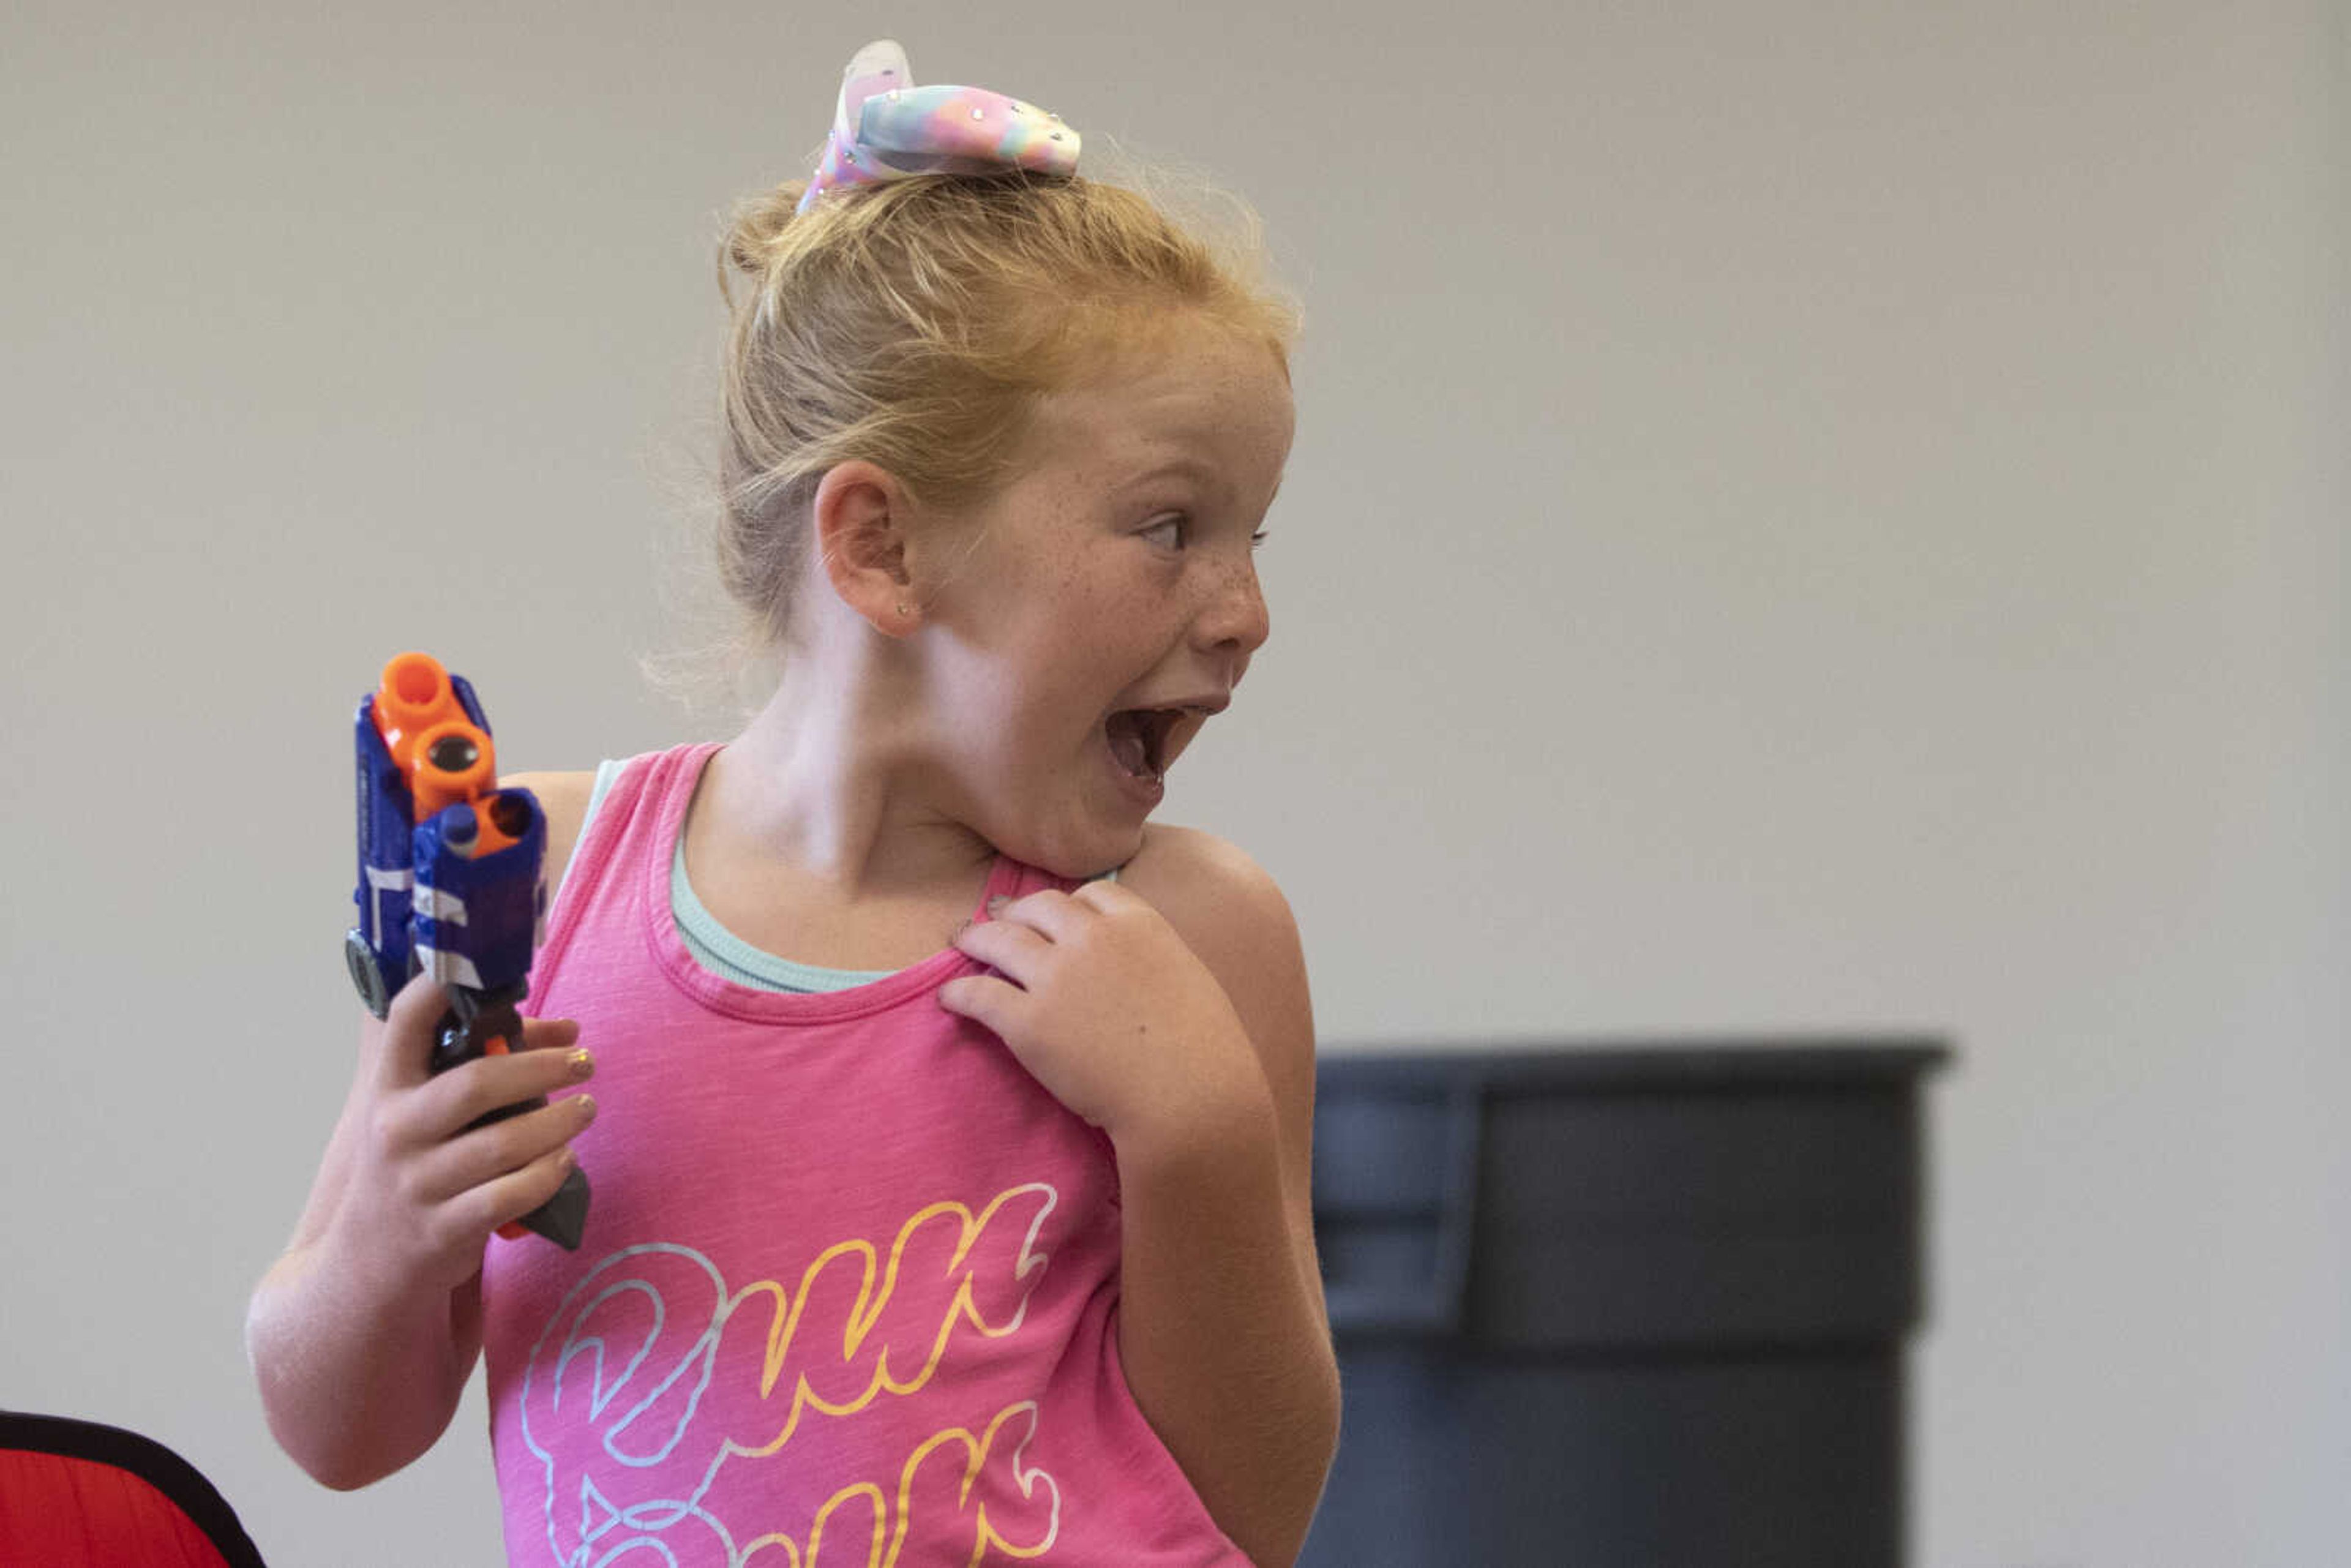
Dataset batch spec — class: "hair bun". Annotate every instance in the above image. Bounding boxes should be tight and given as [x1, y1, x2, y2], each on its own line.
[722, 180, 812, 282]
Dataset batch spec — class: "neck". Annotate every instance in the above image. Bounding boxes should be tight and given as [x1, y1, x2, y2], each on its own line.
[701, 638, 997, 902]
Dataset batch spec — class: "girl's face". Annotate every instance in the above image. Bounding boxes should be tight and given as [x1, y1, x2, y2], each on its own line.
[916, 317, 1295, 877]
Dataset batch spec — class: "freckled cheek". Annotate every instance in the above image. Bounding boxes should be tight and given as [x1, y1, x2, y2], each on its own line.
[997, 672, 1103, 762]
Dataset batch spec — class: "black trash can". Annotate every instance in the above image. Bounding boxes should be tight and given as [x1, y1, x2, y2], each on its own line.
[1300, 1041, 1949, 1568]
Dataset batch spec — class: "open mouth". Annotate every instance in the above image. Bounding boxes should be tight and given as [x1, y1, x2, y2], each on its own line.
[1104, 708, 1188, 782]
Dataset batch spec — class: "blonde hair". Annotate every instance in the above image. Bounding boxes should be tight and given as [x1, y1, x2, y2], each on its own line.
[642, 162, 1300, 717]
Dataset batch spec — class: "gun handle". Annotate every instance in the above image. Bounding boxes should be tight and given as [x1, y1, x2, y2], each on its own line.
[431, 1005, 591, 1252]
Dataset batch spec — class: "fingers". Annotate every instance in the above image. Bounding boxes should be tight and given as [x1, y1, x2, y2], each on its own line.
[438, 1141, 582, 1248]
[402, 1041, 596, 1150]
[937, 973, 1026, 1037]
[951, 917, 1052, 983]
[341, 975, 597, 1280]
[514, 1015, 583, 1055]
[1067, 879, 1136, 916]
[989, 882, 1140, 940]
[985, 888, 1093, 942]
[370, 972, 449, 1092]
[407, 1092, 597, 1210]
[372, 974, 582, 1090]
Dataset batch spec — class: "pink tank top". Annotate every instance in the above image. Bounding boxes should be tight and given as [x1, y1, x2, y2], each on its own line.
[481, 742, 1249, 1567]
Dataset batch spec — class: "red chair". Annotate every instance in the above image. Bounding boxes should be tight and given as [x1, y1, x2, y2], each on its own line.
[0, 1411, 266, 1567]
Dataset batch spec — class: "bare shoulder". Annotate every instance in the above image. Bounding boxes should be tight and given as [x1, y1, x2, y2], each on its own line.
[1117, 822, 1292, 936]
[1116, 823, 1314, 1069]
[498, 770, 598, 896]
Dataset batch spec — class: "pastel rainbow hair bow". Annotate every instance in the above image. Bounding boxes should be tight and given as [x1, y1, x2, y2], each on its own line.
[795, 40, 1081, 215]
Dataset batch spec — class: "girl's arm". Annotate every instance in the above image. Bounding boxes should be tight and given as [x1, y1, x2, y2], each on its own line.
[246, 1000, 480, 1490]
[942, 825, 1341, 1566]
[245, 980, 590, 1487]
[1109, 830, 1340, 1568]
[247, 772, 598, 1488]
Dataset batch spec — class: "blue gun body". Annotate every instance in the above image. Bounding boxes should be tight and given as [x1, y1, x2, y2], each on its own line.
[348, 670, 548, 1011]
[343, 658, 584, 1250]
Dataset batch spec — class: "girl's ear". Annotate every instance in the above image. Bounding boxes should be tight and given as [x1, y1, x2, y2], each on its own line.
[812, 461, 923, 637]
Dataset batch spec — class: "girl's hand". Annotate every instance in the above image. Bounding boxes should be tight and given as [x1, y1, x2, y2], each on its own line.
[321, 972, 596, 1301]
[938, 883, 1270, 1149]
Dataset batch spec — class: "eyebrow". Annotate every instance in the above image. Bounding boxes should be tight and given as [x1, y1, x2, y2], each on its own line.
[1116, 455, 1223, 492]
[1114, 454, 1285, 512]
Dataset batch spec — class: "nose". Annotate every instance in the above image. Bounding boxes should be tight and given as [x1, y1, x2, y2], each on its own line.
[1194, 555, 1270, 685]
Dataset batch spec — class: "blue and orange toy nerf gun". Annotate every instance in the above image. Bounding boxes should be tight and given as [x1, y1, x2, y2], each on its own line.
[344, 651, 590, 1250]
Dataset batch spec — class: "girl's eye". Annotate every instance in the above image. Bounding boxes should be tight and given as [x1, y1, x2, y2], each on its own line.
[1138, 516, 1269, 550]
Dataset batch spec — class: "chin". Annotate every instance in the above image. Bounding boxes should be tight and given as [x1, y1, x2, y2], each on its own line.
[998, 815, 1149, 883]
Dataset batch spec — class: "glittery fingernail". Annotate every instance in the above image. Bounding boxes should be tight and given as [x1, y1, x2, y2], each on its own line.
[568, 1049, 595, 1079]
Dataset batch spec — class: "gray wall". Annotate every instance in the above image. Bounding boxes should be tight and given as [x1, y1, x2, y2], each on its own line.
[3, 2, 2342, 1564]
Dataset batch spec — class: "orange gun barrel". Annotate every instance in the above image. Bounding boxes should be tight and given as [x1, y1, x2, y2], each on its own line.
[380, 653, 524, 858]
[370, 653, 471, 776]
[411, 719, 500, 825]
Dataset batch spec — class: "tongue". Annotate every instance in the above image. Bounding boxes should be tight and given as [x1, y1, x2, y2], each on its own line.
[1106, 713, 1156, 779]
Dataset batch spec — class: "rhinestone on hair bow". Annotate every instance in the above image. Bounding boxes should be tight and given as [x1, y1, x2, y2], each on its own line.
[795, 39, 1081, 214]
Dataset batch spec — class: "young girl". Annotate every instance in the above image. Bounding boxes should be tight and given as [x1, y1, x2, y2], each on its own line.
[247, 40, 1340, 1568]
